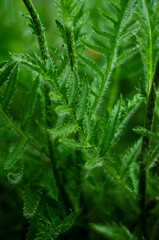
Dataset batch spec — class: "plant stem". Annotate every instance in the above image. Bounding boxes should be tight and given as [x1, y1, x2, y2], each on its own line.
[22, 0, 73, 213]
[139, 58, 159, 239]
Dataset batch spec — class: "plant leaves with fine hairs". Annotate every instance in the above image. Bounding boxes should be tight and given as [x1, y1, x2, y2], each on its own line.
[21, 75, 40, 130]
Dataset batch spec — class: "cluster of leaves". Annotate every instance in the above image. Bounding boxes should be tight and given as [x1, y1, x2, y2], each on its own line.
[0, 0, 159, 239]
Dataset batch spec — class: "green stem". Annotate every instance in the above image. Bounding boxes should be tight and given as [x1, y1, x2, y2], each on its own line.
[22, 0, 49, 63]
[139, 58, 159, 239]
[22, 0, 73, 212]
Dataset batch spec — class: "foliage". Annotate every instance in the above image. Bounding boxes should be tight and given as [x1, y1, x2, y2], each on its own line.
[0, 0, 159, 239]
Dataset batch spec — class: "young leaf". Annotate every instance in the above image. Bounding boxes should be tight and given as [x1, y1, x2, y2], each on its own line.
[21, 75, 40, 130]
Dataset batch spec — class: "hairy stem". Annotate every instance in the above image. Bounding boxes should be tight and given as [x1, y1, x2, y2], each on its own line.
[139, 58, 159, 239]
[22, 0, 73, 212]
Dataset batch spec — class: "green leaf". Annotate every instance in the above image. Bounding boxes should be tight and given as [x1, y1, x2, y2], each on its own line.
[12, 53, 43, 74]
[133, 127, 159, 140]
[107, 0, 121, 13]
[49, 123, 78, 136]
[60, 138, 91, 149]
[146, 144, 159, 170]
[76, 51, 104, 79]
[81, 39, 109, 56]
[92, 25, 114, 40]
[21, 75, 40, 130]
[100, 98, 122, 154]
[55, 19, 66, 42]
[121, 139, 142, 178]
[114, 47, 138, 67]
[92, 223, 137, 240]
[76, 76, 89, 121]
[99, 9, 117, 25]
[68, 71, 78, 107]
[1, 64, 19, 109]
[0, 61, 16, 88]
[7, 166, 24, 184]
[23, 186, 42, 218]
[4, 140, 28, 170]
[74, 11, 89, 31]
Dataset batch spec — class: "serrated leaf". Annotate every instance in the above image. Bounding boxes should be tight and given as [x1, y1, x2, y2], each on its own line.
[74, 11, 89, 31]
[107, 0, 121, 13]
[1, 64, 19, 109]
[60, 64, 71, 90]
[55, 19, 66, 42]
[114, 47, 138, 67]
[68, 71, 78, 107]
[146, 144, 159, 170]
[76, 76, 89, 121]
[92, 25, 114, 40]
[12, 53, 43, 74]
[121, 139, 142, 178]
[49, 123, 78, 136]
[0, 61, 16, 88]
[133, 127, 159, 140]
[99, 9, 117, 25]
[60, 138, 91, 149]
[100, 98, 122, 154]
[4, 140, 28, 170]
[81, 39, 109, 56]
[23, 186, 42, 218]
[21, 75, 40, 130]
[76, 51, 104, 79]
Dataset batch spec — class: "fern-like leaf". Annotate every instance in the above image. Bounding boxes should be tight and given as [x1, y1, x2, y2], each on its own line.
[4, 140, 28, 170]
[60, 138, 91, 149]
[92, 25, 114, 40]
[1, 64, 19, 110]
[0, 61, 16, 88]
[49, 123, 78, 136]
[23, 186, 42, 218]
